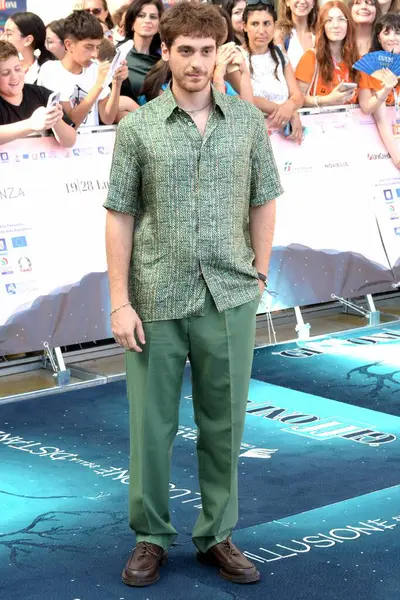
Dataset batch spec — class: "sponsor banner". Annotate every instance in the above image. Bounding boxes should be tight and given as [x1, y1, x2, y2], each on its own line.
[0, 110, 398, 354]
[261, 108, 396, 312]
[0, 0, 27, 33]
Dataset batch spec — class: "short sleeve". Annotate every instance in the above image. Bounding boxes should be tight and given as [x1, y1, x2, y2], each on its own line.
[295, 50, 316, 84]
[103, 116, 141, 216]
[358, 72, 381, 91]
[250, 113, 283, 206]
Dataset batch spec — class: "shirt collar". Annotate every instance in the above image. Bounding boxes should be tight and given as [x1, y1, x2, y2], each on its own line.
[159, 83, 228, 121]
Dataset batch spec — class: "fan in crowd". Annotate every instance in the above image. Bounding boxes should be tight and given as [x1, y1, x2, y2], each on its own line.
[1, 12, 54, 84]
[349, 0, 381, 56]
[242, 0, 304, 143]
[223, 0, 247, 45]
[275, 0, 318, 69]
[37, 10, 136, 128]
[296, 0, 360, 107]
[358, 13, 400, 168]
[112, 3, 131, 44]
[118, 0, 164, 103]
[0, 40, 76, 146]
[45, 19, 66, 61]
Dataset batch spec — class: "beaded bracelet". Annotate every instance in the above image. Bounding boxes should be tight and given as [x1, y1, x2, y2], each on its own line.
[110, 302, 132, 317]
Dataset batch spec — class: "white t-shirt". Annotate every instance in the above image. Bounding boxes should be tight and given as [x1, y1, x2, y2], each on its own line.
[25, 59, 40, 84]
[287, 29, 316, 70]
[246, 47, 289, 104]
[37, 60, 110, 127]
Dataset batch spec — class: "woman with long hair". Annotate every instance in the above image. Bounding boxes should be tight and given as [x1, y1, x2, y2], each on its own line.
[82, 0, 114, 31]
[45, 19, 66, 61]
[275, 0, 319, 69]
[359, 13, 400, 169]
[295, 1, 359, 107]
[223, 0, 247, 45]
[1, 12, 54, 84]
[119, 0, 164, 102]
[349, 0, 381, 57]
[242, 1, 304, 143]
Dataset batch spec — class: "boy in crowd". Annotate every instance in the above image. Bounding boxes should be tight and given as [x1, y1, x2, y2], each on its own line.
[0, 41, 76, 147]
[38, 10, 132, 128]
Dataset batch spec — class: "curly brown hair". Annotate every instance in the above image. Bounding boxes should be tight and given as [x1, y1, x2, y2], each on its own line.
[315, 1, 359, 85]
[160, 1, 227, 49]
[0, 40, 19, 63]
[277, 0, 319, 39]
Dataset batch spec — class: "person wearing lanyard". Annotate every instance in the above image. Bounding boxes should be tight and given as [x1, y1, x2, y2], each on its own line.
[358, 13, 400, 169]
[295, 0, 360, 107]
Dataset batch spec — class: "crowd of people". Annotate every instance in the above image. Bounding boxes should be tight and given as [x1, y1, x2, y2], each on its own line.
[0, 0, 400, 163]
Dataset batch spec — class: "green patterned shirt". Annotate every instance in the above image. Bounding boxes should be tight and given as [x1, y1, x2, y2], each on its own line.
[104, 86, 283, 322]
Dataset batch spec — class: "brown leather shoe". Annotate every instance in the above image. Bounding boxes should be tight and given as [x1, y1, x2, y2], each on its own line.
[122, 542, 168, 587]
[197, 538, 260, 584]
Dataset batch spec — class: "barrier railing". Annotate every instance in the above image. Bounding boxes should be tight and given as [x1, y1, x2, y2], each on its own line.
[0, 108, 399, 355]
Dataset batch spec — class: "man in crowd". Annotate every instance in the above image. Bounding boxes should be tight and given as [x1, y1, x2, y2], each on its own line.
[104, 1, 282, 589]
[37, 10, 130, 128]
[0, 40, 76, 146]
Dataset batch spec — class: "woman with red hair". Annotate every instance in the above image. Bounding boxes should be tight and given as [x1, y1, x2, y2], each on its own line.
[295, 0, 360, 107]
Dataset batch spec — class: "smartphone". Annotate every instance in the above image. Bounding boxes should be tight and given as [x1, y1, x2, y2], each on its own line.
[104, 49, 123, 86]
[47, 91, 61, 107]
[283, 121, 293, 137]
[339, 82, 357, 91]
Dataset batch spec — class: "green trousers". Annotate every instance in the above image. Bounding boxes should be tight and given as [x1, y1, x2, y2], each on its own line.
[126, 290, 259, 553]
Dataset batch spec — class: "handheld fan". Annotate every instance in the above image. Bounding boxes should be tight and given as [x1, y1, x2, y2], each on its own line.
[353, 51, 400, 82]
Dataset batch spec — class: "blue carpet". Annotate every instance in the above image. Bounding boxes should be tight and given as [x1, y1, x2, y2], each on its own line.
[253, 321, 400, 416]
[0, 322, 399, 599]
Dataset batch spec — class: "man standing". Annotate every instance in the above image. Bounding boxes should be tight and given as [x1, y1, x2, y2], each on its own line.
[104, 1, 282, 588]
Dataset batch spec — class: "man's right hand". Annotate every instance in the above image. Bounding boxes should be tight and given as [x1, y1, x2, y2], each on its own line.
[111, 304, 146, 352]
[28, 105, 63, 132]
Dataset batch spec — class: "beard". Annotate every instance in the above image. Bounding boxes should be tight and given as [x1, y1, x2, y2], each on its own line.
[172, 67, 214, 93]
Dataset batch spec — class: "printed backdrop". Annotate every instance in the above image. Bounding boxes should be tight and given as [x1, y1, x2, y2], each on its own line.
[0, 0, 27, 33]
[0, 109, 400, 354]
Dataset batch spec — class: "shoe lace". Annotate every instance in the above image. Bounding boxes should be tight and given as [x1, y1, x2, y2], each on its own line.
[221, 539, 239, 556]
[136, 542, 160, 558]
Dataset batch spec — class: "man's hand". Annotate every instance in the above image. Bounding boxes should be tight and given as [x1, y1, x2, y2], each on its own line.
[258, 279, 266, 295]
[28, 105, 63, 132]
[111, 304, 146, 352]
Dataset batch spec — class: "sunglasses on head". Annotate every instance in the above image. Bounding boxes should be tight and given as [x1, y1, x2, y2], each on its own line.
[246, 0, 275, 6]
[84, 8, 102, 15]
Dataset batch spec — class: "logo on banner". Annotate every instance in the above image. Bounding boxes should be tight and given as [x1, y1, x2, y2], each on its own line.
[0, 152, 9, 163]
[283, 161, 312, 174]
[394, 227, 400, 236]
[5, 283, 17, 295]
[11, 236, 27, 248]
[0, 257, 13, 276]
[0, 239, 7, 254]
[367, 152, 390, 160]
[325, 162, 349, 168]
[384, 189, 393, 201]
[18, 257, 32, 272]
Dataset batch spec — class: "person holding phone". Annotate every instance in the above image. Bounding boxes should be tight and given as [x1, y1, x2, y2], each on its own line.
[0, 41, 76, 147]
[359, 13, 400, 169]
[295, 0, 360, 107]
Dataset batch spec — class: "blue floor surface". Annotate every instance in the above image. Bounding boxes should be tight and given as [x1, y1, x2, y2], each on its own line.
[0, 321, 399, 599]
